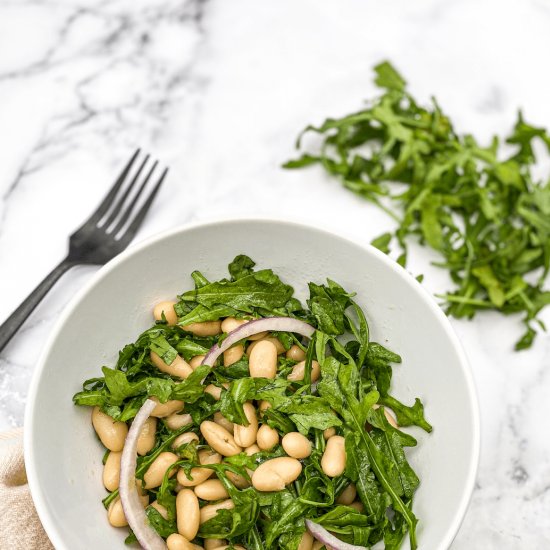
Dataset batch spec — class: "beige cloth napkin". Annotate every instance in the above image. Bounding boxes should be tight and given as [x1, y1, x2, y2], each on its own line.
[0, 428, 54, 550]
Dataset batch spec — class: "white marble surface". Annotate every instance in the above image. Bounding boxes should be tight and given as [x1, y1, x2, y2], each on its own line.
[1, 0, 550, 547]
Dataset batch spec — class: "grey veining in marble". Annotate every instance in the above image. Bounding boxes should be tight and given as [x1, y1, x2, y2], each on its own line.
[1, 0, 550, 547]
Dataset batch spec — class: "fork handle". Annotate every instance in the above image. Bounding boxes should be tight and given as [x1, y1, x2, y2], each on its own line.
[0, 257, 76, 353]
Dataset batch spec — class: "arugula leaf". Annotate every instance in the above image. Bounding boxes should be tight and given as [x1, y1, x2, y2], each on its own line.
[174, 338, 210, 361]
[219, 378, 289, 425]
[229, 254, 256, 280]
[315, 505, 380, 546]
[368, 407, 420, 499]
[149, 334, 178, 366]
[286, 60, 550, 349]
[180, 270, 294, 313]
[379, 395, 432, 432]
[198, 465, 260, 539]
[145, 507, 177, 538]
[191, 270, 210, 289]
[374, 60, 406, 91]
[179, 303, 239, 325]
[264, 492, 309, 547]
[219, 378, 256, 425]
[170, 364, 211, 401]
[345, 433, 390, 523]
[371, 232, 392, 254]
[73, 367, 173, 413]
[307, 280, 354, 335]
[278, 395, 342, 435]
[317, 354, 418, 549]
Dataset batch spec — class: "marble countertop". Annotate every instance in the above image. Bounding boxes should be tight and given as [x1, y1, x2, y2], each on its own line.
[1, 0, 550, 547]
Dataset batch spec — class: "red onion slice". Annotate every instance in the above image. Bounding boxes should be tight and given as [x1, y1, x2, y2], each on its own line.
[306, 519, 367, 550]
[201, 317, 315, 367]
[119, 399, 167, 550]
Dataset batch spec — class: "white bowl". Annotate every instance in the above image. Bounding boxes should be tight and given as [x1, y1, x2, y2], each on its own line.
[25, 219, 479, 550]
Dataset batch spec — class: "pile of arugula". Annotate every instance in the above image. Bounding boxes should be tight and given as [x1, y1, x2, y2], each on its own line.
[74, 255, 431, 549]
[285, 61, 550, 350]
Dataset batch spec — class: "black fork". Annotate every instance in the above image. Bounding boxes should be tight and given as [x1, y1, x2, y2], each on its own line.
[0, 150, 168, 352]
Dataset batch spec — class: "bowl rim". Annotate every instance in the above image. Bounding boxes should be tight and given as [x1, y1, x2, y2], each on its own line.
[24, 217, 480, 550]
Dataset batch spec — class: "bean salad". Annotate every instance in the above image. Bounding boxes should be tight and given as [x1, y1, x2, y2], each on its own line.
[73, 255, 432, 550]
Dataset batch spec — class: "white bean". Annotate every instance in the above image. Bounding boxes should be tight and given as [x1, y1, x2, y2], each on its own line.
[137, 417, 157, 455]
[103, 451, 121, 492]
[286, 344, 306, 361]
[226, 469, 250, 489]
[200, 421, 242, 456]
[176, 488, 200, 540]
[189, 355, 205, 369]
[256, 424, 279, 451]
[177, 449, 221, 487]
[247, 337, 285, 356]
[245, 444, 261, 456]
[144, 452, 179, 489]
[223, 344, 244, 366]
[194, 479, 230, 501]
[282, 432, 312, 459]
[252, 457, 302, 492]
[213, 412, 234, 434]
[288, 360, 321, 382]
[249, 340, 278, 379]
[204, 384, 222, 400]
[248, 330, 269, 341]
[153, 301, 178, 326]
[204, 539, 227, 550]
[233, 402, 258, 448]
[200, 499, 235, 524]
[165, 412, 193, 431]
[336, 483, 357, 505]
[150, 397, 185, 418]
[166, 533, 200, 550]
[181, 321, 222, 337]
[321, 435, 346, 477]
[172, 432, 199, 451]
[92, 407, 128, 452]
[150, 351, 193, 379]
[149, 500, 168, 520]
[349, 501, 365, 512]
[298, 531, 314, 550]
[221, 317, 248, 333]
[372, 404, 399, 428]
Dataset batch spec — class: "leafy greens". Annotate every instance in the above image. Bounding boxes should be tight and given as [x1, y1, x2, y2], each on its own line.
[285, 60, 550, 350]
[73, 255, 430, 549]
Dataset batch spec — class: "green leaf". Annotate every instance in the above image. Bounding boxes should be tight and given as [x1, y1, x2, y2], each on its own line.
[282, 154, 321, 169]
[219, 378, 256, 425]
[368, 408, 420, 498]
[170, 364, 211, 402]
[371, 232, 392, 254]
[145, 507, 177, 538]
[379, 395, 432, 432]
[317, 356, 418, 549]
[278, 395, 342, 435]
[284, 60, 550, 350]
[191, 270, 210, 289]
[149, 334, 178, 366]
[174, 338, 210, 361]
[307, 280, 354, 335]
[180, 271, 294, 313]
[229, 254, 256, 280]
[179, 303, 239, 325]
[345, 434, 389, 522]
[373, 61, 406, 91]
[472, 265, 505, 308]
